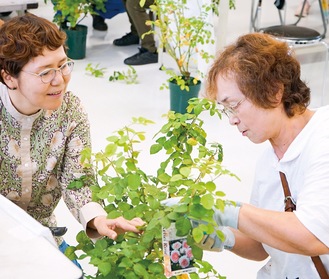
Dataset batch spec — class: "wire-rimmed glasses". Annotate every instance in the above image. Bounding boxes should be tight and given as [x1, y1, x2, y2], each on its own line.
[21, 60, 74, 84]
[217, 98, 246, 117]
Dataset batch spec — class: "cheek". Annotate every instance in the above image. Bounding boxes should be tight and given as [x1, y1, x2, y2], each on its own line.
[65, 74, 71, 83]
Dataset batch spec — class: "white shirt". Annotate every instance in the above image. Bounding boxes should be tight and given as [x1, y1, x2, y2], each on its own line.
[250, 106, 329, 279]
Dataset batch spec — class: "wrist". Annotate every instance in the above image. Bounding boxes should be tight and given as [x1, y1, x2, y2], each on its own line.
[88, 215, 106, 230]
[222, 226, 235, 250]
[214, 202, 242, 229]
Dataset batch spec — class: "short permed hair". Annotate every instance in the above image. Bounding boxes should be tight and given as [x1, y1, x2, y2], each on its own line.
[206, 33, 310, 117]
[0, 13, 67, 84]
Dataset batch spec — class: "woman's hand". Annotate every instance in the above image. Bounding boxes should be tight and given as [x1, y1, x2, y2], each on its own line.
[89, 216, 145, 240]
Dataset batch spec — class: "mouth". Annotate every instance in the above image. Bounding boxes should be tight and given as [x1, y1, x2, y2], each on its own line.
[47, 90, 62, 96]
[240, 129, 247, 136]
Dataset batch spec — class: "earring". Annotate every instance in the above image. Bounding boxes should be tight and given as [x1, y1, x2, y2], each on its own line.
[8, 86, 17, 90]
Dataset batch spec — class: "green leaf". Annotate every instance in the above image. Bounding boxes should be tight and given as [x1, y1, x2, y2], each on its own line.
[170, 174, 183, 182]
[175, 217, 191, 236]
[192, 227, 205, 243]
[157, 173, 170, 183]
[64, 245, 77, 260]
[174, 204, 188, 213]
[200, 193, 214, 210]
[189, 204, 208, 219]
[187, 138, 198, 146]
[133, 263, 148, 276]
[98, 261, 112, 276]
[179, 166, 191, 177]
[104, 143, 117, 156]
[148, 262, 164, 274]
[150, 143, 162, 154]
[127, 174, 141, 190]
[205, 181, 216, 192]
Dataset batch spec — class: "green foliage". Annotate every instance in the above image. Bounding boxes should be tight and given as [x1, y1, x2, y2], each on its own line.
[47, 0, 106, 29]
[142, 0, 236, 90]
[69, 99, 238, 278]
[212, 0, 236, 16]
[86, 63, 107, 78]
[143, 0, 214, 89]
[84, 63, 139, 84]
[109, 66, 139, 84]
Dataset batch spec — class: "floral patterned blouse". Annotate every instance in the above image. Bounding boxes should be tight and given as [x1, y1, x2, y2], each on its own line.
[0, 84, 106, 242]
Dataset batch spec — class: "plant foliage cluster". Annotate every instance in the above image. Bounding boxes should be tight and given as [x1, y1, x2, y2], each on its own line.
[142, 0, 235, 90]
[85, 63, 139, 84]
[49, 0, 106, 29]
[67, 99, 238, 279]
[143, 0, 215, 90]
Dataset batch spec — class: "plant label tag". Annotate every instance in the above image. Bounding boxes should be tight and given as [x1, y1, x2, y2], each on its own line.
[162, 223, 197, 278]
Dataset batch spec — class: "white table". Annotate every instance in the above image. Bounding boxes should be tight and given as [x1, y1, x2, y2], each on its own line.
[0, 0, 39, 15]
[0, 194, 83, 279]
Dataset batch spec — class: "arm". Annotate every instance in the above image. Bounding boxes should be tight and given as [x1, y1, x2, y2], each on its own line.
[230, 228, 268, 261]
[59, 93, 144, 239]
[237, 204, 329, 256]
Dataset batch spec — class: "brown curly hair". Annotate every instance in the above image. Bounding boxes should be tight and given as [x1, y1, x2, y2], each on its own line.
[0, 13, 67, 84]
[206, 33, 310, 117]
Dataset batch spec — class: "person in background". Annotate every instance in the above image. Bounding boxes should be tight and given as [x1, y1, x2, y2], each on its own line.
[92, 0, 126, 31]
[295, 0, 311, 17]
[113, 0, 158, 65]
[200, 33, 329, 278]
[0, 13, 144, 266]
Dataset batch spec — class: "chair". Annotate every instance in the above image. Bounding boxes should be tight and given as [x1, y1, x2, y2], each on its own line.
[249, 0, 329, 106]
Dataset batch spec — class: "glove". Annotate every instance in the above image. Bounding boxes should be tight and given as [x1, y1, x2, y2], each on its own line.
[213, 202, 242, 229]
[161, 198, 241, 229]
[160, 197, 182, 207]
[193, 224, 235, 252]
[161, 198, 236, 252]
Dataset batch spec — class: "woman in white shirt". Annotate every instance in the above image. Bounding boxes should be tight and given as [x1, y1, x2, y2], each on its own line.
[204, 33, 329, 278]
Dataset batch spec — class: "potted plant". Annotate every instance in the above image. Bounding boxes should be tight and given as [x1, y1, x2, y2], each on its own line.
[142, 0, 235, 113]
[66, 98, 239, 279]
[48, 0, 106, 59]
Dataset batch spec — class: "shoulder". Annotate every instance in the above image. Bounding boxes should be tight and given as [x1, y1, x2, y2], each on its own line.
[61, 91, 87, 116]
[63, 91, 83, 107]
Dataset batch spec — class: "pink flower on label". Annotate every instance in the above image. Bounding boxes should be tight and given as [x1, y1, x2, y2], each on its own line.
[171, 241, 182, 250]
[179, 255, 190, 269]
[182, 240, 189, 249]
[186, 247, 193, 259]
[170, 250, 180, 263]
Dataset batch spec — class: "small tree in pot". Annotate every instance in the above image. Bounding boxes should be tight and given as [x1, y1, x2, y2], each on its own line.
[51, 0, 106, 29]
[45, 0, 106, 59]
[142, 0, 235, 113]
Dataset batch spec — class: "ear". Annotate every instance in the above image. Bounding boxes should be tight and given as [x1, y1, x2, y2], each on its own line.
[274, 84, 284, 104]
[1, 69, 17, 90]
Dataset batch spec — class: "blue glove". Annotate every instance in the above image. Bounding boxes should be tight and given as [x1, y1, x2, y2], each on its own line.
[213, 202, 242, 229]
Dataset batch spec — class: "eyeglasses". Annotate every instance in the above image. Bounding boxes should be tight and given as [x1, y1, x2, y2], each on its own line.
[21, 60, 74, 84]
[217, 98, 246, 117]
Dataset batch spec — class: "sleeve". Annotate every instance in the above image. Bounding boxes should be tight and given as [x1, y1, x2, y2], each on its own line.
[294, 135, 329, 248]
[57, 92, 107, 238]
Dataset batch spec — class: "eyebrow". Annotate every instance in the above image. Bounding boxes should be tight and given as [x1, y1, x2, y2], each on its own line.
[34, 57, 68, 72]
[219, 96, 229, 103]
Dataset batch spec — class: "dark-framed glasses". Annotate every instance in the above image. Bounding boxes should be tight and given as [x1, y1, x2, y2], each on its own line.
[217, 98, 246, 117]
[21, 60, 74, 84]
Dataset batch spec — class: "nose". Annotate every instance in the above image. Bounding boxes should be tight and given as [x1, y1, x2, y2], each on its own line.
[228, 114, 239, 126]
[51, 69, 65, 84]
